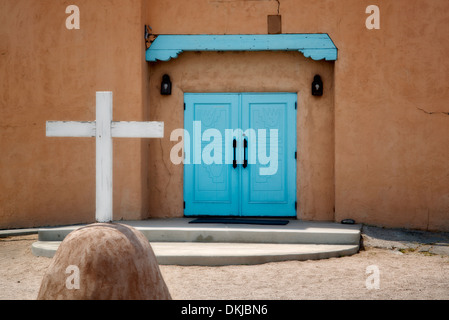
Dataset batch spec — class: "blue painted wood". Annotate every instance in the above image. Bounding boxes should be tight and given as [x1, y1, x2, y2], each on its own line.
[184, 93, 297, 217]
[241, 93, 297, 217]
[184, 93, 240, 216]
[146, 34, 337, 62]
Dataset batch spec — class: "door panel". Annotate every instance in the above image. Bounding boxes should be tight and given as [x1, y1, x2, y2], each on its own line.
[184, 94, 239, 216]
[241, 94, 297, 217]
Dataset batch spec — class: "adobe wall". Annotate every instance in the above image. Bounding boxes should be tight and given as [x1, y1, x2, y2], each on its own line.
[146, 0, 449, 231]
[0, 0, 150, 228]
[1, 0, 448, 231]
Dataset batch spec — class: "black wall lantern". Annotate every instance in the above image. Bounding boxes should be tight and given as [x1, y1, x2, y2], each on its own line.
[161, 74, 172, 95]
[312, 75, 323, 96]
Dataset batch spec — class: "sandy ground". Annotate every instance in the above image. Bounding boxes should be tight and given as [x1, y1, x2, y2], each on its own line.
[1, 230, 449, 300]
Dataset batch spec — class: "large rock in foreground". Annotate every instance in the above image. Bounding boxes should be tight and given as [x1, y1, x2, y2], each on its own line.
[37, 223, 171, 300]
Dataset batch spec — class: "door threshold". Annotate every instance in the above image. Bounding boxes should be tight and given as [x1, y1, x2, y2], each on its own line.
[188, 217, 291, 225]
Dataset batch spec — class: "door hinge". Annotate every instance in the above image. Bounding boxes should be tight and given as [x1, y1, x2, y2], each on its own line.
[184, 103, 186, 110]
[183, 201, 185, 209]
[295, 201, 297, 211]
[295, 151, 297, 159]
[295, 102, 297, 109]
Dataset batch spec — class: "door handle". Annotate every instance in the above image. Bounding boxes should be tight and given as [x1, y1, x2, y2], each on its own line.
[243, 138, 248, 168]
[233, 139, 237, 169]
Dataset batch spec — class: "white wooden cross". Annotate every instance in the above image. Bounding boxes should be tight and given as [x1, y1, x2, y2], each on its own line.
[46, 91, 164, 223]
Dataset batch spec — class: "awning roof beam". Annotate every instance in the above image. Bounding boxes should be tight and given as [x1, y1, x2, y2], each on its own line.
[146, 34, 338, 62]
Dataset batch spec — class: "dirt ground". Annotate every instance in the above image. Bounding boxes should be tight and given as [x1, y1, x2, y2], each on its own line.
[1, 229, 449, 300]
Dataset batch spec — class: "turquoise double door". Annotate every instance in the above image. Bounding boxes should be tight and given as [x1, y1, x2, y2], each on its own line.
[184, 93, 297, 217]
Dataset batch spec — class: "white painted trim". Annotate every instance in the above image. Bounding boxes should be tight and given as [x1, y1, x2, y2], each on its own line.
[111, 121, 164, 138]
[95, 92, 113, 223]
[46, 121, 95, 137]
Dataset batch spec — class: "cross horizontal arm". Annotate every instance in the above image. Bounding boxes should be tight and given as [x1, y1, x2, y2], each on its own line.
[46, 121, 164, 139]
[46, 121, 96, 137]
[111, 121, 164, 138]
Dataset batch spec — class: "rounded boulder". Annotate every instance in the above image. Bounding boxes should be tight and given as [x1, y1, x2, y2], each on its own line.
[37, 223, 171, 300]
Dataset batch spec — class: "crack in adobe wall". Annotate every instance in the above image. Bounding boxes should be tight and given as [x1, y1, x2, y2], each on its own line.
[417, 107, 449, 116]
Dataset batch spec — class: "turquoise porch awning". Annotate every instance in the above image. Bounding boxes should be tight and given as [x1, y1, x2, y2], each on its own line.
[146, 34, 338, 62]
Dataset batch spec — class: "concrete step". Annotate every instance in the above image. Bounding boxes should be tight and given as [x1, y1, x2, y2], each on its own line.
[31, 241, 360, 266]
[37, 218, 362, 245]
[31, 218, 361, 265]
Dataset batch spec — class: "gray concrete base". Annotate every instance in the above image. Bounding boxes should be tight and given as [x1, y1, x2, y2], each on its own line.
[31, 218, 362, 265]
[0, 228, 38, 238]
[31, 241, 360, 265]
[37, 218, 362, 244]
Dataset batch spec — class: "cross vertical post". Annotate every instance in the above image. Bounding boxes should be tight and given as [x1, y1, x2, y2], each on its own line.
[96, 92, 113, 223]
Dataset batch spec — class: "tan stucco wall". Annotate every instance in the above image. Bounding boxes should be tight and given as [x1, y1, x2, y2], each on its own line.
[1, 0, 448, 231]
[148, 51, 335, 221]
[331, 1, 449, 231]
[146, 0, 449, 231]
[0, 0, 151, 228]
